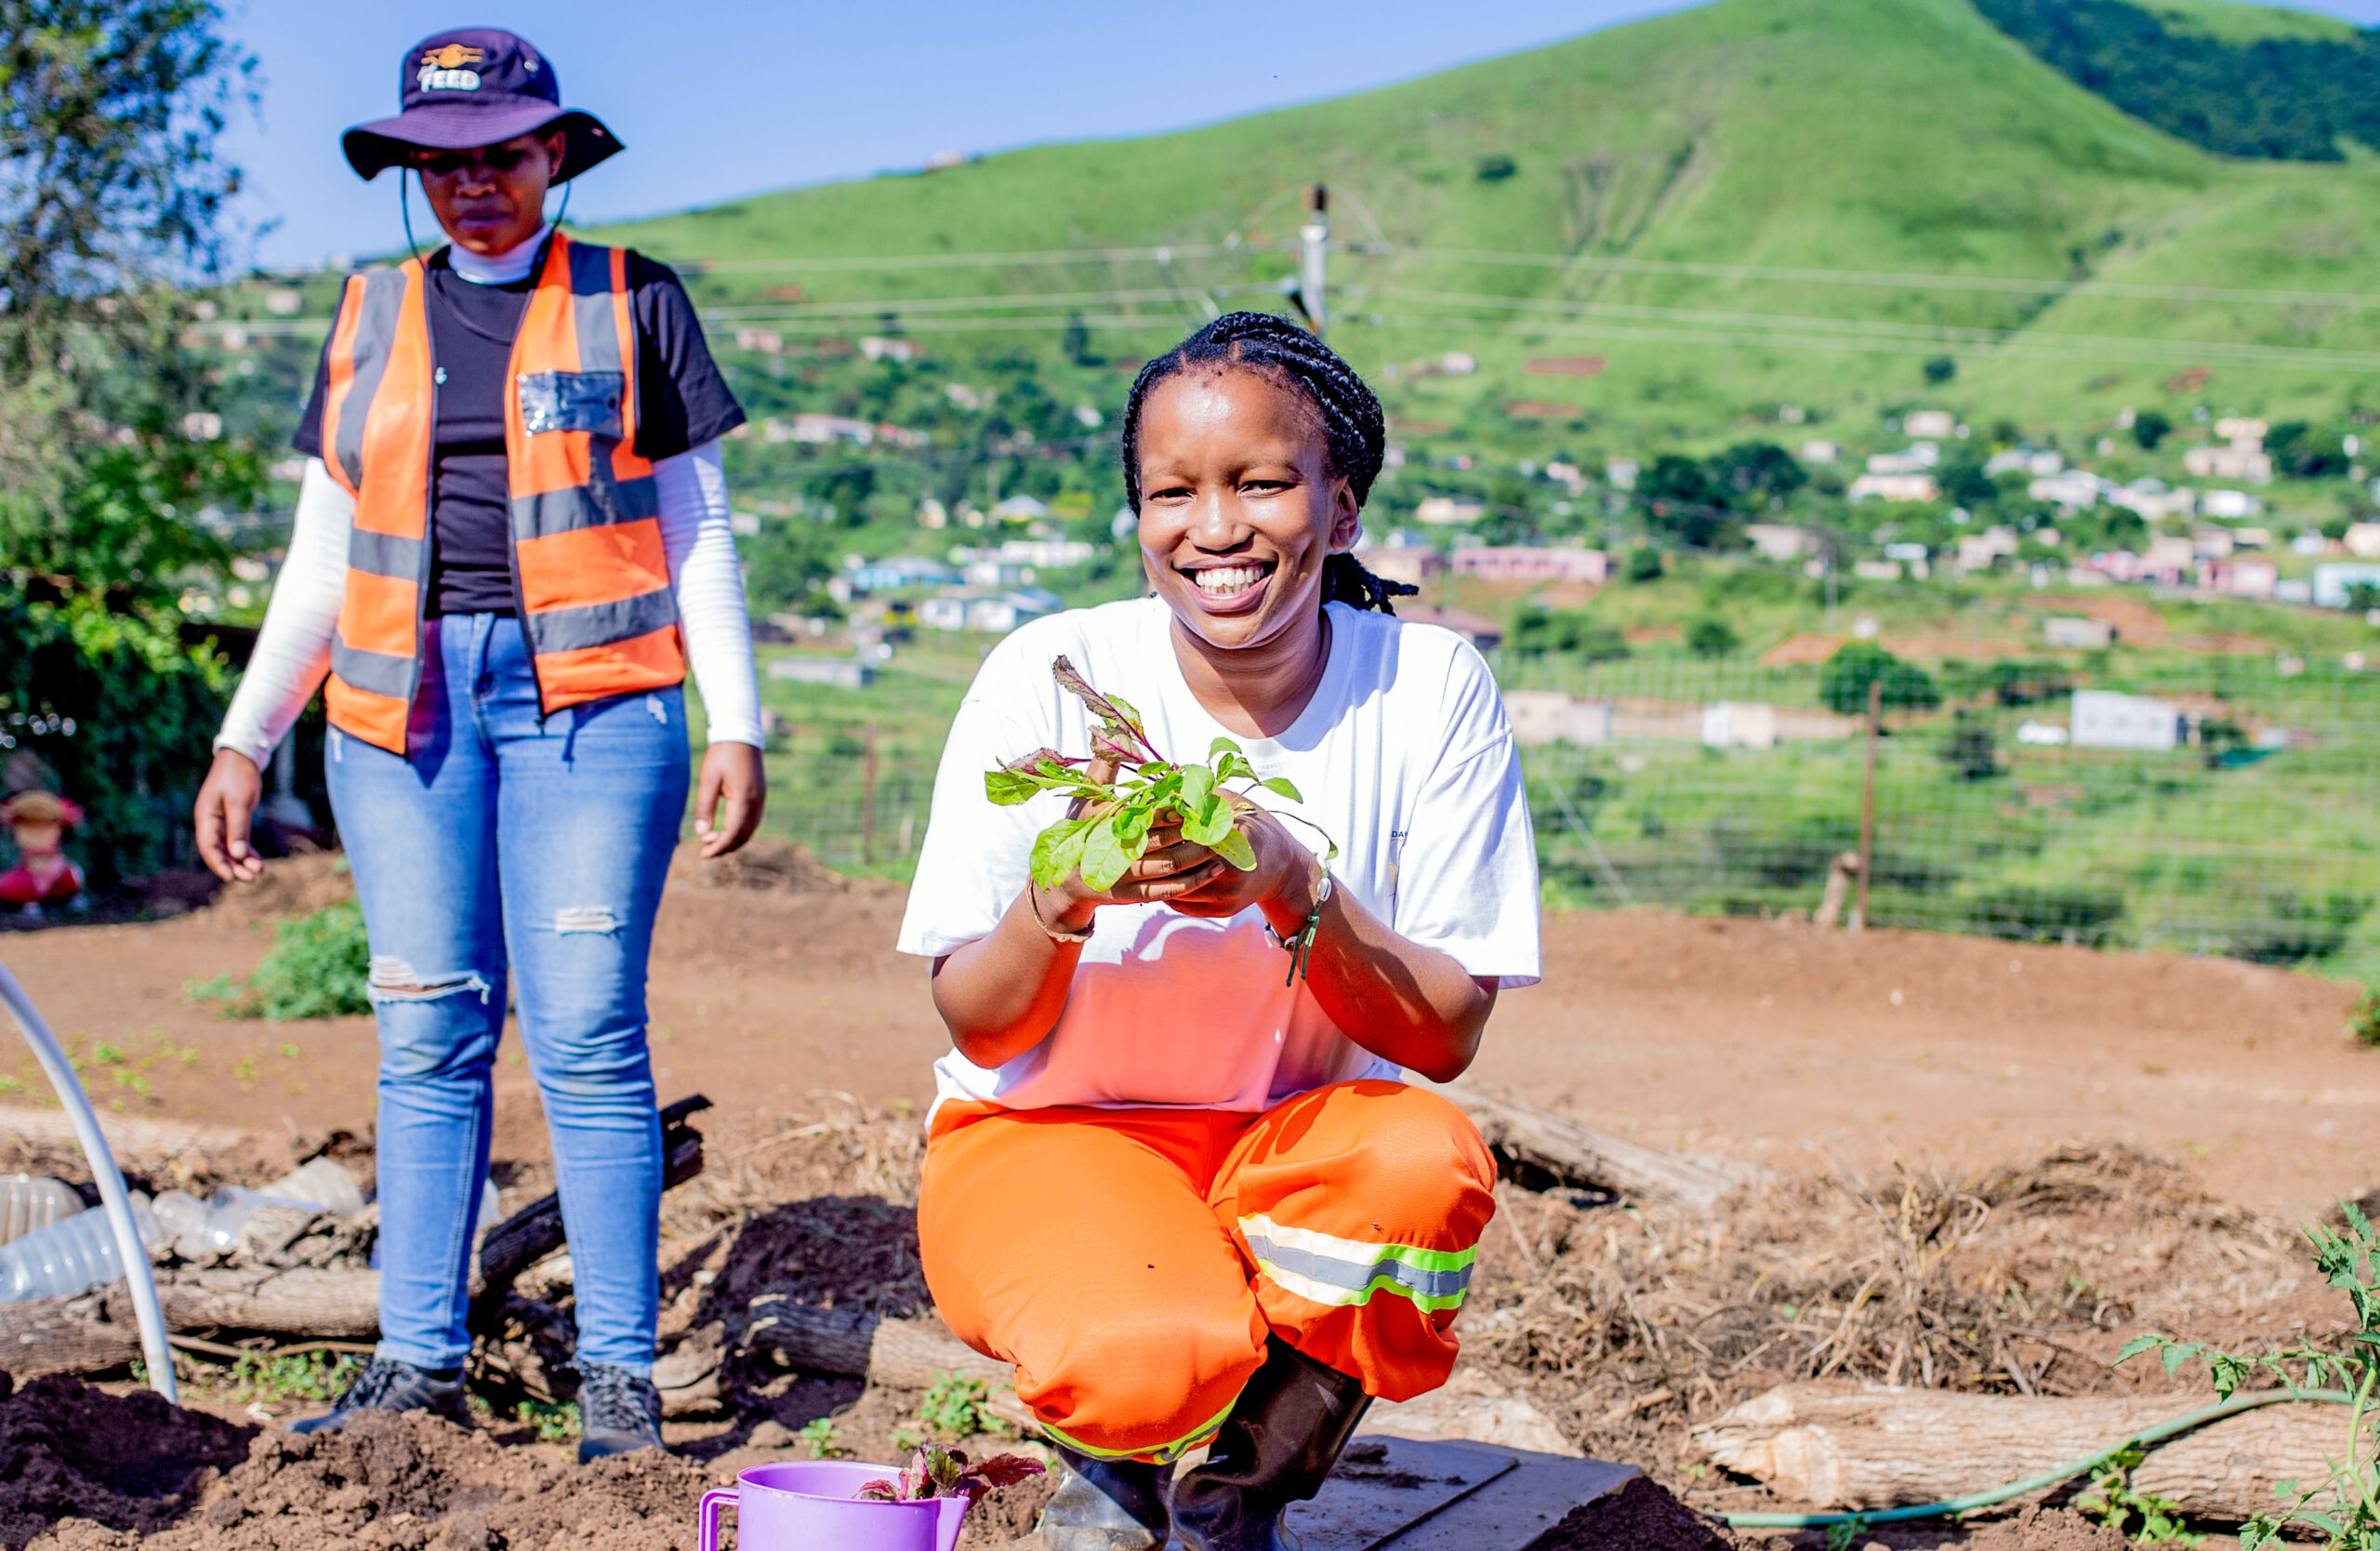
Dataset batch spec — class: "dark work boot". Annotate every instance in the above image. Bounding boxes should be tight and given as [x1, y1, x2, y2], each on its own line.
[1012, 1446, 1173, 1551]
[1170, 1338, 1372, 1551]
[575, 1363, 665, 1463]
[287, 1355, 469, 1436]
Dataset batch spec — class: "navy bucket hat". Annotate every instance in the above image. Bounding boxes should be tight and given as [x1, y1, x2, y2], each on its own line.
[342, 28, 623, 182]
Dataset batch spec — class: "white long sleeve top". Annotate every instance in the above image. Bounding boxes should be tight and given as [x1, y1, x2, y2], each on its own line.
[213, 228, 763, 764]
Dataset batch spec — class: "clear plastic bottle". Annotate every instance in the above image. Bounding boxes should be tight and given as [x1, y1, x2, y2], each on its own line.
[261, 1158, 366, 1218]
[0, 1174, 83, 1246]
[0, 1194, 162, 1303]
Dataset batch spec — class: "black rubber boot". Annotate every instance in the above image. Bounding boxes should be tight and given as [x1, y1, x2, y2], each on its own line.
[287, 1356, 469, 1436]
[1014, 1446, 1173, 1551]
[575, 1363, 665, 1463]
[1170, 1338, 1372, 1551]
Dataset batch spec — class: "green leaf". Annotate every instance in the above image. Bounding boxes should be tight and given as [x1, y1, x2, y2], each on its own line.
[2116, 1334, 2167, 1363]
[1113, 800, 1157, 857]
[1182, 791, 1235, 847]
[1212, 826, 1257, 870]
[985, 770, 1041, 805]
[1080, 815, 1134, 891]
[1175, 763, 1213, 815]
[2162, 1342, 2199, 1376]
[1208, 736, 1244, 761]
[1030, 820, 1093, 889]
[1258, 776, 1302, 802]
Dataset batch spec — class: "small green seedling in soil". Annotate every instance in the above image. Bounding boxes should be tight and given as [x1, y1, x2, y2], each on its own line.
[1822, 1515, 1870, 1551]
[797, 1416, 845, 1458]
[2075, 1443, 2202, 1545]
[985, 656, 1319, 893]
[919, 1371, 1010, 1441]
[515, 1399, 579, 1443]
[2119, 1198, 2380, 1549]
[859, 1442, 1046, 1503]
[224, 1349, 359, 1405]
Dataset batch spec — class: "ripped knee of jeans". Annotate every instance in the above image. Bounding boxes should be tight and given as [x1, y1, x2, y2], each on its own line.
[367, 957, 494, 1004]
[553, 906, 619, 935]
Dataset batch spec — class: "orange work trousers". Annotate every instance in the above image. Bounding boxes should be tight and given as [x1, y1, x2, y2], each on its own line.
[918, 1080, 1496, 1464]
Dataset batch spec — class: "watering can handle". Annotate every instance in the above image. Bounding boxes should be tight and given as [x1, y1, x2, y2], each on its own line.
[698, 1487, 737, 1551]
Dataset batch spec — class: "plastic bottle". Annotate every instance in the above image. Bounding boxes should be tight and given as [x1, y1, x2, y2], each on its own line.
[261, 1158, 366, 1218]
[0, 1193, 162, 1303]
[0, 1174, 84, 1246]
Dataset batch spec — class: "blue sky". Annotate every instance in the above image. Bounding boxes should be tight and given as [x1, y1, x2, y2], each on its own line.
[221, 0, 2380, 272]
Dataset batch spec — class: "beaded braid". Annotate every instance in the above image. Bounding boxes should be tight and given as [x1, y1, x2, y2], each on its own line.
[1120, 312, 1418, 616]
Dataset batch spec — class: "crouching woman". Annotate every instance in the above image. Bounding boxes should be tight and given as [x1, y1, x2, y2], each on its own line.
[897, 312, 1540, 1551]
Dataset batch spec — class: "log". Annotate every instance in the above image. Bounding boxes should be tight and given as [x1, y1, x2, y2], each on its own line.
[740, 1302, 1034, 1428]
[0, 1295, 139, 1378]
[1435, 1084, 1755, 1213]
[131, 1267, 383, 1340]
[1690, 1380, 2351, 1522]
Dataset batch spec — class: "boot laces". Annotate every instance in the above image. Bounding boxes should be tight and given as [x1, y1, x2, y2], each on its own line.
[335, 1357, 411, 1412]
[577, 1364, 659, 1434]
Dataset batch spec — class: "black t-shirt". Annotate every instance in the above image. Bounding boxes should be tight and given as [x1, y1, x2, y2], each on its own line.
[294, 247, 745, 616]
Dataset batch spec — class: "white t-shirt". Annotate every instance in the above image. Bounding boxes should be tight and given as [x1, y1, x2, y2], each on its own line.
[898, 596, 1540, 1115]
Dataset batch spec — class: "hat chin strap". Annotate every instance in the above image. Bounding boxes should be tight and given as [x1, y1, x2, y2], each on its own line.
[394, 168, 570, 268]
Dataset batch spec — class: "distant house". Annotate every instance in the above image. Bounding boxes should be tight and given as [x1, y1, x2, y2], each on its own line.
[918, 586, 1064, 634]
[2183, 425, 2272, 484]
[1852, 560, 1903, 581]
[1501, 691, 1613, 747]
[2312, 563, 2380, 609]
[844, 555, 957, 594]
[1395, 603, 1501, 651]
[1847, 472, 1940, 503]
[2199, 489, 2263, 519]
[860, 336, 919, 364]
[2218, 559, 2279, 599]
[1902, 410, 1959, 439]
[1865, 444, 1939, 475]
[1744, 524, 1814, 562]
[2346, 523, 2380, 560]
[1797, 441, 1839, 464]
[2071, 689, 2182, 751]
[990, 495, 1050, 522]
[2141, 535, 2196, 577]
[998, 537, 1096, 568]
[2043, 616, 2116, 649]
[1450, 547, 1608, 584]
[1415, 497, 1486, 525]
[1955, 528, 2021, 571]
[1701, 702, 1778, 750]
[1361, 546, 1448, 587]
[767, 656, 875, 690]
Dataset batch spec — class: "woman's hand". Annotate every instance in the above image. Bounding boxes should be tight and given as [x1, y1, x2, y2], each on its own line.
[694, 742, 766, 857]
[193, 749, 266, 883]
[1032, 816, 1232, 932]
[1162, 797, 1321, 930]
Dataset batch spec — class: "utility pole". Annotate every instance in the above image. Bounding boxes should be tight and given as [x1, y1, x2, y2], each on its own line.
[1298, 183, 1329, 339]
[1852, 675, 1882, 933]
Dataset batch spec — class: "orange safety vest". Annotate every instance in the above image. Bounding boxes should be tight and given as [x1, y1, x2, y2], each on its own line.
[315, 232, 685, 754]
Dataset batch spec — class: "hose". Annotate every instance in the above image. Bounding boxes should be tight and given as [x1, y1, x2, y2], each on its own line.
[1723, 1385, 2355, 1530]
[0, 960, 178, 1404]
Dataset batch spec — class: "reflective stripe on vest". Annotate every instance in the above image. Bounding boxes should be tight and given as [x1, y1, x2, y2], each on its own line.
[314, 232, 684, 754]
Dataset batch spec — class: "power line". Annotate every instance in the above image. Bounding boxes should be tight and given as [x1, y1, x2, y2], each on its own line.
[682, 242, 1280, 274]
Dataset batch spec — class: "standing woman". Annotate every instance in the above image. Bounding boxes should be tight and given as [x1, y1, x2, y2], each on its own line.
[901, 312, 1539, 1551]
[192, 29, 764, 1461]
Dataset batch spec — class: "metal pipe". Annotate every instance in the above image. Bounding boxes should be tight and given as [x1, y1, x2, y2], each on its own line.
[1299, 184, 1329, 339]
[0, 960, 177, 1402]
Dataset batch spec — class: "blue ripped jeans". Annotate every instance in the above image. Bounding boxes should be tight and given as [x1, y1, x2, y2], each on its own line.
[325, 612, 688, 1374]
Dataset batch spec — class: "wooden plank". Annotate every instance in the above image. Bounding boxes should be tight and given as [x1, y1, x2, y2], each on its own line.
[1432, 1084, 1752, 1213]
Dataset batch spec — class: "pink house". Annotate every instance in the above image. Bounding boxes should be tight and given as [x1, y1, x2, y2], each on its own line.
[1449, 547, 1609, 584]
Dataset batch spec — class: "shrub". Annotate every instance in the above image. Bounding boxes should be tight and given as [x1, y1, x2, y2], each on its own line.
[1922, 356, 1957, 385]
[1964, 884, 2124, 947]
[196, 901, 372, 1019]
[1686, 616, 1740, 657]
[2227, 891, 2367, 966]
[0, 589, 230, 888]
[1820, 643, 1940, 717]
[2131, 410, 2172, 450]
[1509, 607, 1629, 660]
[1939, 712, 2002, 780]
[2353, 988, 2380, 1048]
[1625, 546, 1664, 583]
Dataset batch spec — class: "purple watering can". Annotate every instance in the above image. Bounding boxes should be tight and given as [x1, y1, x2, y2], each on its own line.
[698, 1460, 973, 1551]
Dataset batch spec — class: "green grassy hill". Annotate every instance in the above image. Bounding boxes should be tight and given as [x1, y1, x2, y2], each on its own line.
[587, 0, 2380, 449]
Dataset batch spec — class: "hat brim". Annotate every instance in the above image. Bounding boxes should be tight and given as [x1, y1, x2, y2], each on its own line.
[342, 105, 622, 182]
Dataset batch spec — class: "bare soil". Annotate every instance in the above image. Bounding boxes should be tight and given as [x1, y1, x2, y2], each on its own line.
[0, 846, 2369, 1547]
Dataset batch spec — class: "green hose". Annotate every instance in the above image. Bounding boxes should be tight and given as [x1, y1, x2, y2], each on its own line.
[1721, 1386, 2356, 1531]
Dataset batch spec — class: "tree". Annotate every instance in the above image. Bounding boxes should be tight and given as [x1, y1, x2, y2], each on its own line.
[1686, 616, 1739, 657]
[1638, 454, 1726, 548]
[1923, 356, 1957, 385]
[1820, 642, 1940, 718]
[1624, 546, 1664, 583]
[1708, 441, 1805, 508]
[742, 516, 837, 616]
[1508, 606, 1628, 661]
[0, 1, 258, 603]
[1939, 711, 2001, 780]
[2131, 409, 2172, 450]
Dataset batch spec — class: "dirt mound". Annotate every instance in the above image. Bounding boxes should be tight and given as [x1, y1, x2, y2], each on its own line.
[668, 835, 847, 895]
[0, 1372, 253, 1548]
[114, 1412, 713, 1551]
[1960, 1505, 2134, 1550]
[1522, 1474, 1734, 1551]
[205, 855, 354, 927]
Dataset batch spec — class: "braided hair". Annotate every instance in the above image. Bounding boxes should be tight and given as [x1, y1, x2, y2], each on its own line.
[1120, 311, 1418, 616]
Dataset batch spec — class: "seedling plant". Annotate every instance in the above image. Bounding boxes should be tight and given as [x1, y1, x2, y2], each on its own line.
[859, 1442, 1046, 1503]
[2119, 1199, 2380, 1549]
[986, 657, 1332, 975]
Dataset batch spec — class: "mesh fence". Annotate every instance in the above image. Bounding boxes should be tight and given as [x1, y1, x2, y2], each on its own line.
[748, 646, 2380, 976]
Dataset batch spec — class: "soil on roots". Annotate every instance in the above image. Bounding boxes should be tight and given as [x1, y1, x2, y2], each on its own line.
[1522, 1475, 1738, 1551]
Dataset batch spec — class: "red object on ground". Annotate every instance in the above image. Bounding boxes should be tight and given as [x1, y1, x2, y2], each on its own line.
[0, 857, 82, 908]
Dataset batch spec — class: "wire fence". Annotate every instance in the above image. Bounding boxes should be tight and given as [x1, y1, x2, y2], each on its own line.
[747, 646, 2380, 977]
